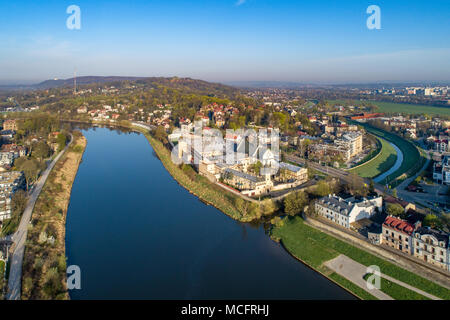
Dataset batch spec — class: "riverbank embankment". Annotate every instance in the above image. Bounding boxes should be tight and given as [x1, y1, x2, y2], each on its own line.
[21, 132, 87, 300]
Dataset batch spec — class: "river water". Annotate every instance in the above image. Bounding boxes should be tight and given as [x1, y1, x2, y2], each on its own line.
[373, 142, 404, 183]
[65, 127, 355, 299]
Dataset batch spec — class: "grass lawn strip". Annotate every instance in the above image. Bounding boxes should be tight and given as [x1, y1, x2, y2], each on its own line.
[271, 217, 450, 300]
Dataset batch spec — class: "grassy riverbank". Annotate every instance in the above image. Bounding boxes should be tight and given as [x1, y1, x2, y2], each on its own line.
[0, 260, 5, 299]
[351, 122, 424, 186]
[21, 132, 87, 300]
[142, 132, 259, 222]
[271, 216, 450, 300]
[349, 137, 397, 179]
[362, 273, 430, 300]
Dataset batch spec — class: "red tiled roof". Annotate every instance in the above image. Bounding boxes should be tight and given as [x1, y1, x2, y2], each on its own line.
[383, 216, 415, 235]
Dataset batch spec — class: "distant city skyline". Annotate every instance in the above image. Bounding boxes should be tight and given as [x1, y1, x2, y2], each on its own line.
[1, 0, 449, 84]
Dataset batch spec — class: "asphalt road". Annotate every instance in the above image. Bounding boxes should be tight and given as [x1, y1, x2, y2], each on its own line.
[286, 154, 446, 212]
[6, 135, 73, 300]
[284, 154, 381, 191]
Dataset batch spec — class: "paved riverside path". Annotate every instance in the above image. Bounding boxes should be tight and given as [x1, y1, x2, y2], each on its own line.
[325, 255, 441, 300]
[6, 136, 73, 300]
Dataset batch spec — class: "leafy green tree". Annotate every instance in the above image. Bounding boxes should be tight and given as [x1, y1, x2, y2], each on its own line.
[392, 189, 398, 198]
[315, 180, 331, 197]
[386, 203, 404, 216]
[1, 190, 27, 236]
[16, 158, 40, 190]
[234, 198, 259, 217]
[423, 214, 442, 229]
[284, 191, 308, 216]
[32, 141, 52, 160]
[153, 126, 168, 144]
[261, 199, 277, 216]
[369, 179, 375, 193]
[56, 133, 68, 152]
[249, 161, 262, 175]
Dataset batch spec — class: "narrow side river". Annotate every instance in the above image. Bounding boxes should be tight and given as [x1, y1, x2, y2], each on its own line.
[374, 142, 404, 183]
[65, 127, 355, 299]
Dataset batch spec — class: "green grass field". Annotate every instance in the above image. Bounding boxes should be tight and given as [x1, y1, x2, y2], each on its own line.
[362, 274, 430, 300]
[349, 137, 397, 178]
[350, 122, 423, 185]
[328, 99, 450, 116]
[271, 216, 450, 300]
[0, 260, 4, 277]
[0, 260, 5, 294]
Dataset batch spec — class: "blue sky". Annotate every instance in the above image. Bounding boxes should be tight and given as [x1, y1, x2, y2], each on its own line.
[0, 0, 449, 84]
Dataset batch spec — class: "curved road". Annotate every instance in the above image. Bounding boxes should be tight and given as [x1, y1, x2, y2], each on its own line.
[6, 135, 73, 300]
[373, 142, 404, 183]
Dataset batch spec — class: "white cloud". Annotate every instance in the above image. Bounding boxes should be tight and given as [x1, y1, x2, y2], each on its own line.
[236, 0, 246, 6]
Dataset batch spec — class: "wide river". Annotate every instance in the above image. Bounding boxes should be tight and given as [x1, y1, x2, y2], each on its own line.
[65, 127, 355, 299]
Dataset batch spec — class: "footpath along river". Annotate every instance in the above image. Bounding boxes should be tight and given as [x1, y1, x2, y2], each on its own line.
[65, 127, 355, 299]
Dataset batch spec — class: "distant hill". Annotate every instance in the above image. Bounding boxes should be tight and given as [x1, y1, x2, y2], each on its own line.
[33, 76, 240, 98]
[224, 81, 312, 89]
[35, 76, 147, 89]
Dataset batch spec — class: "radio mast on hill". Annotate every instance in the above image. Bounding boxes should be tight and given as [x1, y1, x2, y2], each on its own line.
[73, 68, 77, 95]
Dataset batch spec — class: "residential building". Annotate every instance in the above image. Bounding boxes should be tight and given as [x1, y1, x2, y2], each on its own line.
[0, 130, 15, 143]
[434, 139, 449, 153]
[336, 132, 363, 158]
[223, 168, 272, 196]
[433, 155, 450, 185]
[0, 152, 14, 166]
[279, 162, 308, 183]
[382, 216, 419, 255]
[1, 144, 26, 158]
[77, 106, 88, 114]
[413, 227, 450, 271]
[315, 194, 383, 228]
[2, 120, 18, 131]
[309, 143, 351, 162]
[0, 171, 25, 221]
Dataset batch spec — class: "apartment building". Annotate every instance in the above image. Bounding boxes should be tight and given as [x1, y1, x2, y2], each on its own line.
[2, 120, 18, 131]
[1, 144, 26, 158]
[336, 132, 363, 158]
[223, 168, 272, 196]
[413, 227, 449, 271]
[0, 152, 14, 167]
[382, 215, 418, 255]
[279, 162, 308, 183]
[433, 155, 450, 185]
[0, 171, 25, 221]
[315, 194, 382, 228]
[434, 139, 449, 153]
[309, 143, 351, 162]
